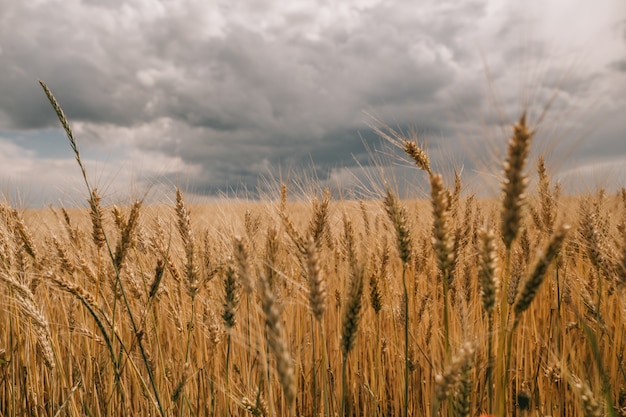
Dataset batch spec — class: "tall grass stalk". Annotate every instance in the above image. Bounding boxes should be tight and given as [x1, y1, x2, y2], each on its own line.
[478, 227, 498, 412]
[234, 235, 254, 365]
[430, 173, 453, 359]
[259, 271, 295, 416]
[383, 189, 412, 417]
[222, 265, 239, 417]
[496, 113, 533, 417]
[174, 188, 199, 416]
[304, 236, 326, 417]
[39, 80, 165, 417]
[340, 258, 364, 417]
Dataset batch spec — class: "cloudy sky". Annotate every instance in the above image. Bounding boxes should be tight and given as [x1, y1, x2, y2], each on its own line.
[1, 0, 625, 206]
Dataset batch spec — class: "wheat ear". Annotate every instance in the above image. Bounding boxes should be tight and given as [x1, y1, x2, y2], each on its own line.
[305, 236, 326, 322]
[307, 188, 331, 246]
[0, 272, 54, 369]
[11, 209, 37, 261]
[234, 236, 254, 295]
[113, 200, 141, 271]
[175, 189, 199, 298]
[222, 264, 240, 417]
[434, 342, 475, 403]
[259, 272, 296, 413]
[501, 113, 533, 249]
[403, 138, 432, 174]
[478, 227, 498, 412]
[341, 258, 364, 417]
[383, 189, 412, 265]
[572, 380, 603, 417]
[513, 224, 570, 318]
[89, 189, 106, 250]
[537, 156, 558, 235]
[383, 189, 412, 417]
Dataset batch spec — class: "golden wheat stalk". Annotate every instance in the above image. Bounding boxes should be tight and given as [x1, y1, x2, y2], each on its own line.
[403, 139, 431, 174]
[10, 209, 37, 261]
[113, 200, 141, 271]
[0, 272, 55, 369]
[307, 188, 331, 247]
[259, 272, 296, 413]
[536, 156, 558, 235]
[304, 236, 326, 322]
[434, 342, 475, 402]
[478, 226, 498, 412]
[513, 223, 570, 318]
[234, 235, 254, 295]
[478, 228, 498, 314]
[383, 189, 412, 265]
[89, 189, 106, 250]
[175, 189, 199, 298]
[430, 174, 454, 276]
[501, 114, 533, 249]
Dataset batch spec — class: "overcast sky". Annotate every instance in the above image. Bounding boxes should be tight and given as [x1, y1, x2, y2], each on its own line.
[1, 0, 625, 206]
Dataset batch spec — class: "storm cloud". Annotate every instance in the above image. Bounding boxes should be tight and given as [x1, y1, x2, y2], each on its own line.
[1, 0, 624, 205]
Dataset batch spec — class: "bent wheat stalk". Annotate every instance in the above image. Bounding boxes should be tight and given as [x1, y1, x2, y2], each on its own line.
[39, 80, 165, 417]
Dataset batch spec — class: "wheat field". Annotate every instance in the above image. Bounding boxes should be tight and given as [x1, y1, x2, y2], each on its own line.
[0, 82, 625, 417]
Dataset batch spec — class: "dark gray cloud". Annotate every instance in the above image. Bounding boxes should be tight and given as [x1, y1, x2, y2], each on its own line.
[0, 0, 625, 205]
[610, 59, 626, 72]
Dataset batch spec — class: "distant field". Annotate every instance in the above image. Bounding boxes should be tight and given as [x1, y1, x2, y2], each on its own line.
[0, 85, 625, 417]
